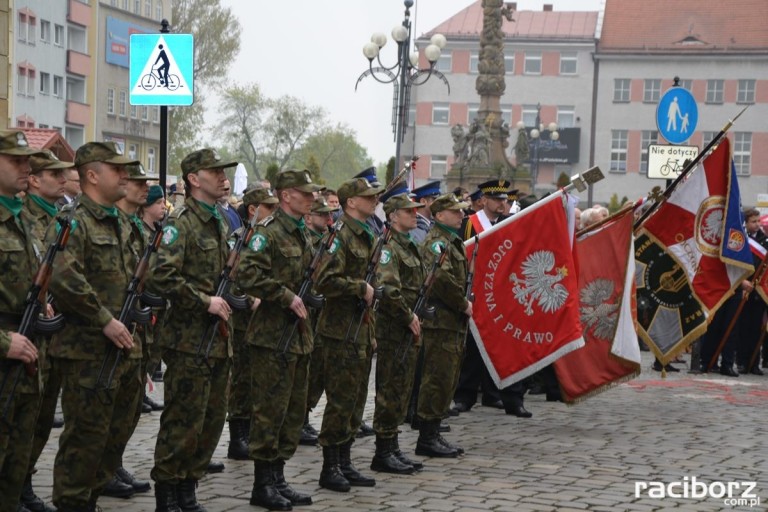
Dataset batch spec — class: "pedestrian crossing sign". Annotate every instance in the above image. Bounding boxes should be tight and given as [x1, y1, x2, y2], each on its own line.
[130, 34, 194, 106]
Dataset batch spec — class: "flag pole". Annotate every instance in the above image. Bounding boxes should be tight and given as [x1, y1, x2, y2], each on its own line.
[633, 106, 749, 233]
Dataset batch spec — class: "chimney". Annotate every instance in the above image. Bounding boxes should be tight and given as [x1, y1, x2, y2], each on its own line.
[543, 4, 553, 11]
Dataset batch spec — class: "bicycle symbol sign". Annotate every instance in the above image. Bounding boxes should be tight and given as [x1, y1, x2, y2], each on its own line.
[130, 34, 194, 106]
[647, 144, 699, 180]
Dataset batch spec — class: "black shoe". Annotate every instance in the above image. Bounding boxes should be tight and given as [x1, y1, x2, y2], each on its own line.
[298, 423, 318, 446]
[737, 365, 747, 374]
[177, 479, 206, 512]
[339, 440, 375, 487]
[370, 437, 415, 475]
[101, 475, 135, 498]
[356, 422, 375, 438]
[303, 418, 318, 437]
[437, 434, 464, 455]
[481, 399, 504, 409]
[52, 415, 64, 429]
[205, 461, 225, 474]
[450, 402, 470, 414]
[272, 460, 311, 506]
[250, 461, 292, 510]
[653, 361, 680, 372]
[751, 366, 765, 376]
[415, 421, 458, 458]
[144, 395, 164, 411]
[115, 467, 151, 493]
[154, 482, 182, 512]
[391, 436, 423, 471]
[446, 407, 459, 417]
[227, 419, 250, 461]
[720, 366, 739, 377]
[20, 474, 55, 512]
[319, 446, 351, 493]
[141, 401, 153, 414]
[505, 404, 533, 418]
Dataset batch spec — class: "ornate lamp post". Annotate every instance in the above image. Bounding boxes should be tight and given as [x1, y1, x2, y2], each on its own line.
[355, 0, 450, 172]
[518, 103, 558, 192]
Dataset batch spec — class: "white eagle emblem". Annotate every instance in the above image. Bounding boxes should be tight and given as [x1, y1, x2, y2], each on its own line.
[579, 278, 619, 340]
[509, 250, 569, 316]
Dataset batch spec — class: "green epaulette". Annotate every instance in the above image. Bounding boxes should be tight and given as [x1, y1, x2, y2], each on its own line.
[258, 215, 275, 227]
[170, 206, 187, 219]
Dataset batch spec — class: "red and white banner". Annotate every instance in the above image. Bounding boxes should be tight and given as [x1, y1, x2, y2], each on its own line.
[467, 192, 584, 388]
[748, 237, 768, 305]
[554, 208, 641, 403]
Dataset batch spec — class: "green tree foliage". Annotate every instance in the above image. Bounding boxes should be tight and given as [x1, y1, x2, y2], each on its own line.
[384, 157, 396, 185]
[263, 96, 327, 170]
[305, 155, 326, 185]
[608, 193, 621, 213]
[265, 163, 280, 188]
[289, 124, 372, 188]
[556, 172, 570, 189]
[216, 83, 266, 179]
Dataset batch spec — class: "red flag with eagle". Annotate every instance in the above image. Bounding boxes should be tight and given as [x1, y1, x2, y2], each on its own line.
[554, 207, 641, 403]
[467, 192, 584, 388]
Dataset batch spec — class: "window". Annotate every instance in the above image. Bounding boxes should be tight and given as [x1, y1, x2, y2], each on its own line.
[407, 105, 416, 127]
[141, 106, 148, 121]
[643, 79, 661, 103]
[469, 52, 479, 74]
[733, 132, 751, 176]
[40, 72, 50, 94]
[522, 105, 538, 128]
[559, 52, 577, 75]
[610, 130, 628, 173]
[701, 131, 717, 148]
[119, 91, 127, 117]
[131, 105, 138, 119]
[134, 0, 141, 14]
[614, 79, 630, 102]
[145, 0, 152, 17]
[432, 103, 449, 125]
[467, 103, 479, 125]
[107, 88, 115, 114]
[148, 147, 156, 172]
[524, 52, 541, 74]
[435, 53, 451, 73]
[737, 79, 755, 104]
[38, 124, 49, 129]
[706, 79, 724, 104]
[505, 54, 514, 75]
[18, 13, 36, 44]
[54, 24, 64, 46]
[53, 75, 63, 97]
[679, 79, 692, 91]
[128, 143, 137, 159]
[640, 130, 658, 174]
[123, 0, 129, 9]
[111, 0, 118, 5]
[557, 106, 575, 128]
[430, 156, 447, 179]
[152, 106, 160, 123]
[40, 20, 51, 42]
[17, 66, 35, 96]
[156, 2, 163, 19]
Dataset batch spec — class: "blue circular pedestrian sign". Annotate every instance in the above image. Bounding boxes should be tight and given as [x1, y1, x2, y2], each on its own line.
[656, 87, 698, 144]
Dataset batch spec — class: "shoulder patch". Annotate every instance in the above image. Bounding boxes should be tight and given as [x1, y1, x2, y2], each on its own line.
[249, 233, 268, 252]
[258, 215, 275, 227]
[380, 247, 392, 265]
[162, 225, 179, 246]
[430, 240, 446, 255]
[328, 237, 341, 255]
[170, 206, 187, 219]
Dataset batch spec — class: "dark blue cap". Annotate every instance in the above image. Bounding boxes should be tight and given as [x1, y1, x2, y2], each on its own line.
[411, 180, 441, 200]
[469, 189, 483, 201]
[354, 167, 381, 187]
[379, 181, 410, 204]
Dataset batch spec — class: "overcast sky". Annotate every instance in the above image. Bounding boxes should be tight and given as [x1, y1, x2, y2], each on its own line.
[212, 0, 604, 167]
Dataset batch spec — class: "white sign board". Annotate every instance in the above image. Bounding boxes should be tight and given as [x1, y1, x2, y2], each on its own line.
[647, 144, 699, 180]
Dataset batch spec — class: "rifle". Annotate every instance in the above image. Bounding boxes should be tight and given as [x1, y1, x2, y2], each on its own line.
[276, 225, 338, 367]
[1, 196, 80, 425]
[458, 236, 480, 349]
[343, 225, 391, 355]
[95, 216, 165, 392]
[195, 212, 259, 365]
[379, 156, 418, 200]
[395, 245, 448, 365]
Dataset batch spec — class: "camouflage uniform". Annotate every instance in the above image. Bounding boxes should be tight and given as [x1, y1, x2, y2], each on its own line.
[148, 149, 235, 491]
[0, 147, 46, 509]
[46, 143, 144, 508]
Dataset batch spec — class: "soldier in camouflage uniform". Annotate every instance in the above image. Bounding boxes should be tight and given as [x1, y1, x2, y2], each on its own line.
[147, 148, 236, 512]
[0, 130, 46, 512]
[415, 193, 472, 459]
[370, 192, 427, 475]
[22, 149, 73, 512]
[226, 185, 277, 462]
[315, 177, 382, 493]
[301, 196, 336, 446]
[46, 141, 144, 511]
[237, 169, 323, 510]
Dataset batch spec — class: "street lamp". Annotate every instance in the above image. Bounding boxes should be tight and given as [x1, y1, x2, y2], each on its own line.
[355, 0, 450, 173]
[518, 103, 558, 192]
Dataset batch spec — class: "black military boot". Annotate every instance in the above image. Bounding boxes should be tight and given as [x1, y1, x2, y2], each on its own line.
[415, 420, 459, 458]
[154, 481, 182, 512]
[299, 414, 318, 446]
[272, 459, 312, 506]
[20, 473, 56, 512]
[318, 445, 351, 493]
[392, 434, 423, 471]
[339, 439, 375, 486]
[250, 461, 292, 510]
[437, 430, 465, 455]
[227, 418, 250, 460]
[176, 479, 206, 512]
[371, 436, 415, 474]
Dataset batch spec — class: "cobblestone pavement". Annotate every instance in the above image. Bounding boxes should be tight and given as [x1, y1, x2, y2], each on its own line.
[32, 352, 768, 511]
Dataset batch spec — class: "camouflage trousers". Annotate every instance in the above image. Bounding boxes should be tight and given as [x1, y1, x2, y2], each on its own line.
[416, 328, 465, 422]
[52, 357, 142, 508]
[248, 346, 309, 462]
[373, 335, 420, 438]
[0, 364, 41, 512]
[28, 354, 62, 474]
[306, 340, 324, 412]
[318, 337, 372, 447]
[228, 328, 251, 420]
[151, 350, 229, 483]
